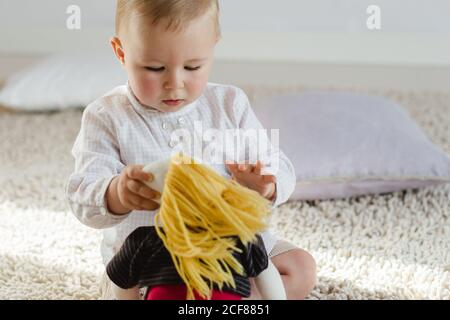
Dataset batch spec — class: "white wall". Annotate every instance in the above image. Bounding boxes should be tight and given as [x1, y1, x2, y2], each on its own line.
[221, 0, 450, 34]
[1, 0, 450, 66]
[2, 0, 450, 33]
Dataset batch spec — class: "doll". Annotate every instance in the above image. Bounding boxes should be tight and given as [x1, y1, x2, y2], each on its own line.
[106, 153, 286, 300]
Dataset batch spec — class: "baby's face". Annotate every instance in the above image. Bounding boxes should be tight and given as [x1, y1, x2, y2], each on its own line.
[113, 13, 218, 112]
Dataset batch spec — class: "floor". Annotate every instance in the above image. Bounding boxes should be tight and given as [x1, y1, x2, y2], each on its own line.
[0, 84, 449, 299]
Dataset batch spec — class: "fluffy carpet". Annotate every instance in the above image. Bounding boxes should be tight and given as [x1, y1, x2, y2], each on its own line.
[0, 86, 449, 300]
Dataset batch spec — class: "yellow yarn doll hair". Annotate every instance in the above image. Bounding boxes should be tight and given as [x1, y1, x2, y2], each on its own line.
[153, 153, 271, 300]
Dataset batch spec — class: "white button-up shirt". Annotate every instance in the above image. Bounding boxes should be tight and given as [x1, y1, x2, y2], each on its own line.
[65, 82, 296, 265]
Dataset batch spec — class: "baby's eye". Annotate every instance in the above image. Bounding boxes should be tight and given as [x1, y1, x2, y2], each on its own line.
[145, 66, 165, 72]
[185, 66, 201, 71]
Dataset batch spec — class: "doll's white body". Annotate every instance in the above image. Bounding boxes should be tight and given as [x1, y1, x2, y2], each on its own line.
[253, 260, 287, 300]
[143, 159, 169, 204]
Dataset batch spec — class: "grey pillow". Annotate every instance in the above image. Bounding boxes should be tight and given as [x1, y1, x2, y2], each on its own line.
[253, 92, 450, 200]
[0, 51, 127, 111]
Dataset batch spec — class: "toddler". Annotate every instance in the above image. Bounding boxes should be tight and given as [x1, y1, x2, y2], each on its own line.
[66, 0, 316, 300]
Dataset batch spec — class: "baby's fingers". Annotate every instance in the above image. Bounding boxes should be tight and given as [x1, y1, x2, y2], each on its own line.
[252, 161, 263, 175]
[126, 165, 154, 183]
[262, 174, 277, 184]
[126, 192, 160, 211]
[127, 180, 161, 200]
[226, 161, 252, 173]
[237, 163, 252, 172]
[226, 163, 240, 176]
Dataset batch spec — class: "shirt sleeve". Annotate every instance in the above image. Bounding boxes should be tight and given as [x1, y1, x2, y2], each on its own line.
[232, 87, 296, 208]
[65, 103, 128, 229]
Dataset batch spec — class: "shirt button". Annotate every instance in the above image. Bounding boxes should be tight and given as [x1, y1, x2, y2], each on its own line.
[162, 122, 169, 130]
[177, 118, 185, 126]
[169, 140, 177, 148]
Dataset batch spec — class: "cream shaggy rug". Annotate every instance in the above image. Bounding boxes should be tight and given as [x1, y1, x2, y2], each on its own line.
[0, 86, 449, 300]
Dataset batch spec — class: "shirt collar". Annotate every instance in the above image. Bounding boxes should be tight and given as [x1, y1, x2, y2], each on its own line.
[126, 81, 199, 117]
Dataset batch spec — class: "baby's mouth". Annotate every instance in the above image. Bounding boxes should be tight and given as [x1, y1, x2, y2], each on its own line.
[162, 99, 184, 107]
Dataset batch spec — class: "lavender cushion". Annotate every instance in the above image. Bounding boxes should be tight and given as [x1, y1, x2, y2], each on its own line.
[254, 92, 450, 200]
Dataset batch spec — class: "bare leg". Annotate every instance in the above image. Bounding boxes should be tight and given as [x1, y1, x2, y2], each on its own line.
[245, 278, 262, 300]
[112, 283, 141, 300]
[270, 249, 316, 300]
[246, 248, 316, 300]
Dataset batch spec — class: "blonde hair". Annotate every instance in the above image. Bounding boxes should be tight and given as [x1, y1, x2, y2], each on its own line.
[115, 0, 221, 36]
[154, 153, 271, 300]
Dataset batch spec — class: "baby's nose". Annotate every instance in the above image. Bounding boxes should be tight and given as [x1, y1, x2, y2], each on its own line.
[164, 72, 184, 90]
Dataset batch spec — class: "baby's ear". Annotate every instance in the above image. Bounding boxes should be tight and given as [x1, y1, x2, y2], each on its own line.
[110, 37, 125, 65]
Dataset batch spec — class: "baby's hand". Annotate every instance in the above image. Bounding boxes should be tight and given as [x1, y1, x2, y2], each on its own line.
[226, 160, 277, 200]
[115, 164, 161, 212]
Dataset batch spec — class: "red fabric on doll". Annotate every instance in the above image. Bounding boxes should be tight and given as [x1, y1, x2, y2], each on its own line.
[146, 284, 242, 300]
